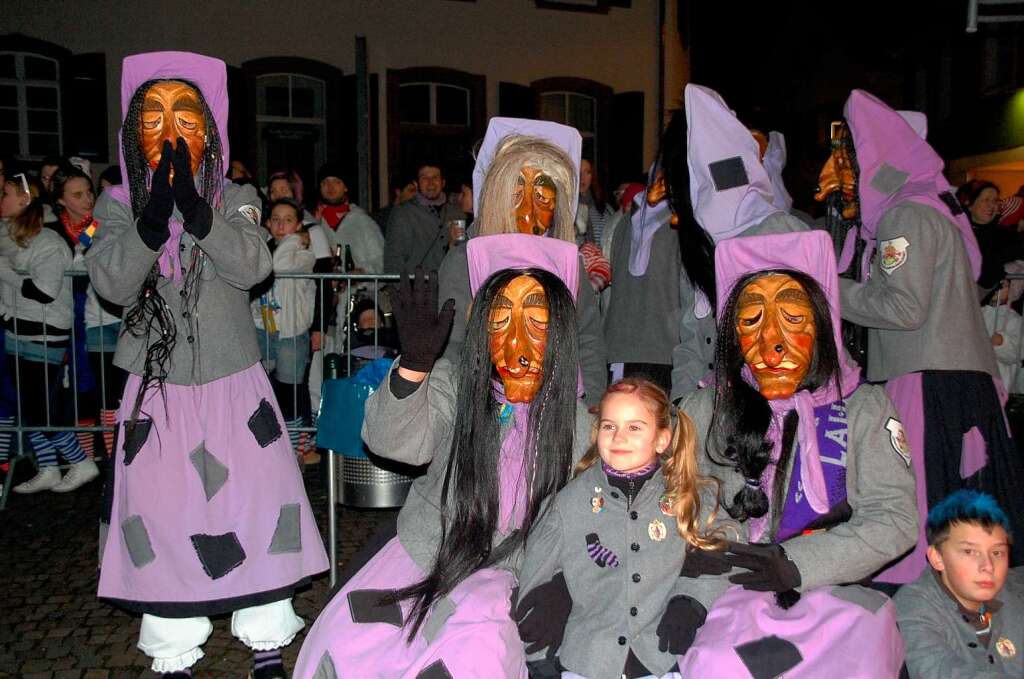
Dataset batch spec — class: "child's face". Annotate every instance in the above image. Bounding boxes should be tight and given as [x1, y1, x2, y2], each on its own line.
[269, 204, 301, 241]
[0, 182, 28, 219]
[928, 522, 1011, 610]
[596, 392, 670, 474]
[268, 178, 293, 201]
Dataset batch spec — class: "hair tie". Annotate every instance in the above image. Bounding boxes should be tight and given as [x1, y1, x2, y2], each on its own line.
[744, 477, 761, 489]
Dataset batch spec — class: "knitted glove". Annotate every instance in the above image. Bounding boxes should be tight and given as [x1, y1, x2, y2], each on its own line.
[514, 572, 572, 655]
[725, 543, 802, 592]
[171, 137, 212, 239]
[656, 595, 707, 655]
[393, 267, 455, 373]
[138, 140, 174, 251]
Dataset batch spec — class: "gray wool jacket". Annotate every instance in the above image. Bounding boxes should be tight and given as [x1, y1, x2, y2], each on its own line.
[604, 211, 681, 367]
[680, 383, 919, 589]
[517, 463, 735, 679]
[895, 566, 1023, 678]
[383, 199, 466, 274]
[840, 202, 998, 382]
[85, 183, 272, 385]
[671, 211, 809, 403]
[438, 242, 607, 407]
[361, 357, 594, 575]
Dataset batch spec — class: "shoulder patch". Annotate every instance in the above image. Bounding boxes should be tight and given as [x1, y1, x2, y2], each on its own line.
[878, 236, 909, 275]
[238, 204, 261, 226]
[884, 417, 911, 467]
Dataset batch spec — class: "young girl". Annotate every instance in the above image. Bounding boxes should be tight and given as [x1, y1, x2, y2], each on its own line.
[0, 173, 98, 493]
[982, 262, 1024, 394]
[252, 198, 316, 456]
[515, 378, 733, 679]
[52, 166, 126, 461]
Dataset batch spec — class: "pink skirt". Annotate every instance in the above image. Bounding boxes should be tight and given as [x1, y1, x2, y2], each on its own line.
[97, 363, 329, 615]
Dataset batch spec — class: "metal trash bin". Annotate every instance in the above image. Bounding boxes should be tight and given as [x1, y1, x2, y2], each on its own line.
[317, 356, 414, 509]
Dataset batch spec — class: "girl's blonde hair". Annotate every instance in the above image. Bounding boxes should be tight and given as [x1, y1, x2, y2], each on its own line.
[476, 135, 577, 243]
[577, 378, 725, 549]
[4, 175, 45, 248]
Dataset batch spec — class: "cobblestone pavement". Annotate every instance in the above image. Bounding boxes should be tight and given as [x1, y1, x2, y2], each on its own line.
[0, 460, 396, 678]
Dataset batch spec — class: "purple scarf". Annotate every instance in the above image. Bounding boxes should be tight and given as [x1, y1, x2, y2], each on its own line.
[775, 398, 850, 542]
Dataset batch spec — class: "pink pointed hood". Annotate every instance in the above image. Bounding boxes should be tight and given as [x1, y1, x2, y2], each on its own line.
[685, 84, 781, 243]
[844, 89, 981, 280]
[467, 233, 579, 301]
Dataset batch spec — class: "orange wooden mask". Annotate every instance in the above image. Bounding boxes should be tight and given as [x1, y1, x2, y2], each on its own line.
[140, 81, 207, 178]
[735, 273, 817, 400]
[488, 274, 549, 402]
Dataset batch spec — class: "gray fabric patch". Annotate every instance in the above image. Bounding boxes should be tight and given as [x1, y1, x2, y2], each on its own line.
[98, 521, 109, 565]
[121, 515, 156, 568]
[312, 651, 338, 679]
[735, 635, 803, 679]
[870, 163, 909, 196]
[189, 442, 229, 501]
[248, 398, 283, 447]
[268, 503, 302, 554]
[830, 585, 888, 614]
[122, 419, 152, 466]
[190, 532, 246, 580]
[348, 589, 403, 626]
[421, 596, 457, 643]
[416, 660, 454, 679]
[708, 156, 749, 191]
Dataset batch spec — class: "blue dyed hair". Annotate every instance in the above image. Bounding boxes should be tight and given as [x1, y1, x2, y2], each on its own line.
[926, 490, 1012, 546]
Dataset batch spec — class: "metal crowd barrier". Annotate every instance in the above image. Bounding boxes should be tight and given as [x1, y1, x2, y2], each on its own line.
[0, 269, 410, 588]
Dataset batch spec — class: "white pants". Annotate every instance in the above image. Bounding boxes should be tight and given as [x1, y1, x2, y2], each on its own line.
[137, 598, 304, 672]
[562, 673, 682, 679]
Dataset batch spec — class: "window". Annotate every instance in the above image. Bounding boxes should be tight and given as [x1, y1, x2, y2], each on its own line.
[398, 82, 469, 126]
[540, 91, 598, 165]
[0, 52, 62, 159]
[255, 73, 328, 180]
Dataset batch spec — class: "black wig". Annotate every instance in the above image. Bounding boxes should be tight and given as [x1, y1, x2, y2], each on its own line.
[393, 267, 579, 639]
[707, 269, 842, 527]
[121, 78, 224, 423]
[659, 108, 718, 307]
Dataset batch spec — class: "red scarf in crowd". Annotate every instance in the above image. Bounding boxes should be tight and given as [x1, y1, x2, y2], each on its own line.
[60, 210, 95, 245]
[319, 202, 351, 230]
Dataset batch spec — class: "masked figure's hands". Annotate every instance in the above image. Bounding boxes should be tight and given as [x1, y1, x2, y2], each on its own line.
[171, 137, 212, 239]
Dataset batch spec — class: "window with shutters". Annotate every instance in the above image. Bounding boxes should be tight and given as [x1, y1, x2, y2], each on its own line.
[0, 52, 62, 159]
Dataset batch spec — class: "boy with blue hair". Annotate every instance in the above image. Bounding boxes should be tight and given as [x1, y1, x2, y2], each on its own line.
[895, 490, 1022, 677]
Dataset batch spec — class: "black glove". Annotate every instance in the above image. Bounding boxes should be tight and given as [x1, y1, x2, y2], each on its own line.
[656, 595, 707, 655]
[514, 572, 572, 655]
[724, 543, 802, 593]
[138, 140, 174, 251]
[393, 267, 455, 373]
[171, 136, 212, 239]
[680, 545, 732, 578]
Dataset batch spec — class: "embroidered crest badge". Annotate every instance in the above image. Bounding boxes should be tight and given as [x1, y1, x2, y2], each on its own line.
[658, 494, 673, 516]
[996, 637, 1016, 659]
[648, 519, 667, 542]
[885, 417, 911, 467]
[879, 236, 910, 275]
[238, 203, 261, 225]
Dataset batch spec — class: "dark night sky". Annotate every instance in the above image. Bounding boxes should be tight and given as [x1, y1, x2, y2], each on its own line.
[683, 2, 980, 213]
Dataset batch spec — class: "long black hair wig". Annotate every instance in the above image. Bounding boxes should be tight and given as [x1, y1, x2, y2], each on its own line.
[658, 107, 718, 307]
[120, 78, 224, 424]
[707, 269, 842, 530]
[393, 267, 579, 639]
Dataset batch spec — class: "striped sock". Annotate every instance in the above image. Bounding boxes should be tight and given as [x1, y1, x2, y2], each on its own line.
[285, 417, 302, 451]
[28, 432, 58, 467]
[0, 415, 13, 463]
[100, 409, 117, 454]
[76, 417, 96, 458]
[253, 648, 283, 673]
[585, 533, 620, 568]
[51, 431, 87, 464]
